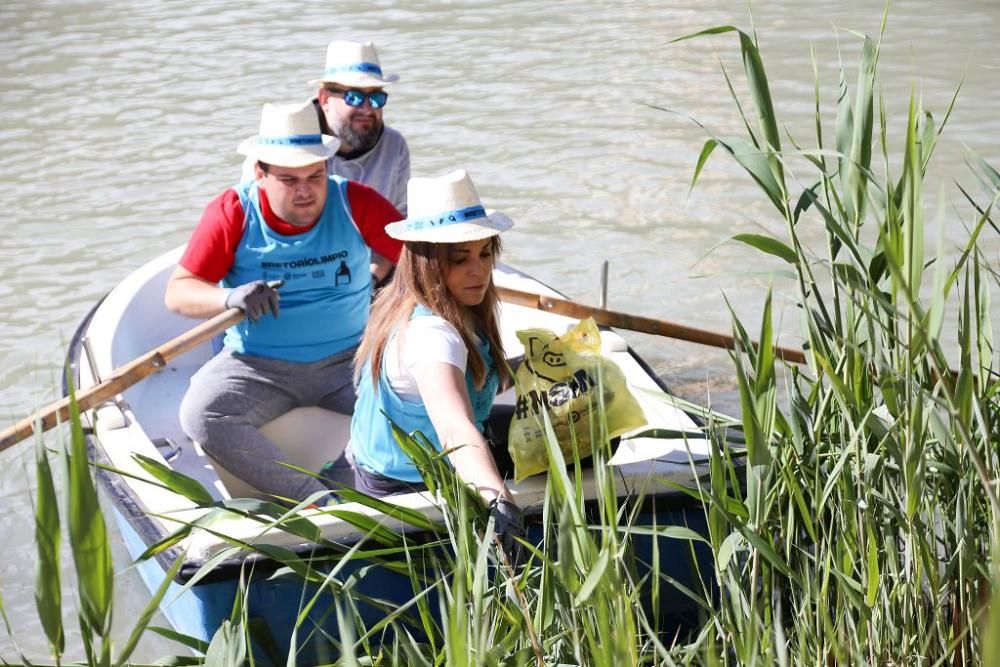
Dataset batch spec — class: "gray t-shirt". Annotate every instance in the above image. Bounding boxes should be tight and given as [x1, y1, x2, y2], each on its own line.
[240, 124, 410, 215]
[327, 125, 409, 215]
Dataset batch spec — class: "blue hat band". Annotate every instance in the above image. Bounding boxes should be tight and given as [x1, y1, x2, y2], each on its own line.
[258, 134, 323, 146]
[404, 205, 487, 231]
[324, 62, 384, 78]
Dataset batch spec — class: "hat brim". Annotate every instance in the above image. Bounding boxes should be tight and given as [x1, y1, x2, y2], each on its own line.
[237, 134, 340, 168]
[309, 72, 400, 88]
[385, 210, 514, 243]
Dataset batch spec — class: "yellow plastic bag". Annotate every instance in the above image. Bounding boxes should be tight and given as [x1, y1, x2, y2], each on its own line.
[507, 317, 647, 481]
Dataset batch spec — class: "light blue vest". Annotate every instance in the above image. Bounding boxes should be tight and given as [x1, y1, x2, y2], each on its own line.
[351, 307, 499, 483]
[224, 177, 371, 362]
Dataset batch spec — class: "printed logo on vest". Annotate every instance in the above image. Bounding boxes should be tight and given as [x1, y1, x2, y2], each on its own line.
[335, 260, 352, 286]
[258, 251, 351, 284]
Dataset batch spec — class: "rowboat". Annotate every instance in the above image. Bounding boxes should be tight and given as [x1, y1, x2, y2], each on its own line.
[65, 245, 714, 658]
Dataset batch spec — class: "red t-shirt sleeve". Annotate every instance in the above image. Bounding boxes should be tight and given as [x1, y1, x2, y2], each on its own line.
[179, 189, 246, 283]
[346, 181, 403, 262]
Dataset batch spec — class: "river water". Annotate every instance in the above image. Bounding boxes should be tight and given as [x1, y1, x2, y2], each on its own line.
[2, 0, 998, 660]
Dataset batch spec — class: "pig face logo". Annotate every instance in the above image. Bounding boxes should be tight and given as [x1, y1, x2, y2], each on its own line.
[520, 330, 568, 384]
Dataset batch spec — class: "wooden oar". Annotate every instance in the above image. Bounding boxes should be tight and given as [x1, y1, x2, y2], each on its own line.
[0, 307, 245, 453]
[496, 285, 808, 365]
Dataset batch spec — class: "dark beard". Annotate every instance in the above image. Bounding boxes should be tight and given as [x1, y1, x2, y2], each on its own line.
[334, 118, 382, 155]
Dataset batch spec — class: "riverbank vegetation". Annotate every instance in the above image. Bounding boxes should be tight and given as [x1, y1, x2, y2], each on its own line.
[3, 11, 1000, 666]
[671, 9, 1000, 664]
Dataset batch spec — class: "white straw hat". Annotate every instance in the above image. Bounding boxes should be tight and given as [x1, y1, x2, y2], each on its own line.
[309, 40, 400, 88]
[237, 101, 340, 168]
[385, 170, 514, 243]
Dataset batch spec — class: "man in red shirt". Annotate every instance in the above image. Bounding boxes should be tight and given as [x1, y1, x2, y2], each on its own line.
[165, 100, 402, 503]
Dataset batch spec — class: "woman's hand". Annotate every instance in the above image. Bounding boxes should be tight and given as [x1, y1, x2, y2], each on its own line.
[489, 497, 525, 567]
[414, 361, 523, 562]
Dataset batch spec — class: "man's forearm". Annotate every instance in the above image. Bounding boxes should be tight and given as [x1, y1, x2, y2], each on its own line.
[165, 274, 229, 319]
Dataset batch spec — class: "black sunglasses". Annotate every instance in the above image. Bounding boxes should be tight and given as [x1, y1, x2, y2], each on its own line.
[327, 88, 389, 109]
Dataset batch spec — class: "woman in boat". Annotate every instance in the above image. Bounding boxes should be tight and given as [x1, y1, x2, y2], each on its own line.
[348, 169, 522, 550]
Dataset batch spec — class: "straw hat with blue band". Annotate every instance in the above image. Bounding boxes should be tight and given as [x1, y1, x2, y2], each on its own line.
[385, 170, 514, 243]
[237, 101, 340, 168]
[309, 40, 400, 88]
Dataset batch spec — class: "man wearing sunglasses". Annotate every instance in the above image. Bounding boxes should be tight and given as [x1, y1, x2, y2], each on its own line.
[313, 40, 409, 215]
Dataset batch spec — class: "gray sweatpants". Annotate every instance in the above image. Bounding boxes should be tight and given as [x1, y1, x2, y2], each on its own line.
[179, 346, 356, 502]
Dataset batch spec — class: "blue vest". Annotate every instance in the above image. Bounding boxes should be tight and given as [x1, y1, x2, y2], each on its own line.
[351, 307, 499, 483]
[224, 177, 371, 362]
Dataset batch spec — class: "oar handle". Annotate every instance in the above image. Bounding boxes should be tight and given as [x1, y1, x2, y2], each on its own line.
[496, 285, 807, 365]
[0, 307, 245, 452]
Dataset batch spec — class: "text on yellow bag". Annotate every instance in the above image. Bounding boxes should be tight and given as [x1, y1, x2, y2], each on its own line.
[507, 317, 647, 481]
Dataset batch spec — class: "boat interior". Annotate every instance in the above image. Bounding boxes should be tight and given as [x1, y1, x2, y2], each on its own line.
[73, 247, 712, 560]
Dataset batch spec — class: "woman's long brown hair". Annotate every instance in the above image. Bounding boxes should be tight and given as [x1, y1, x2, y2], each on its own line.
[354, 236, 510, 391]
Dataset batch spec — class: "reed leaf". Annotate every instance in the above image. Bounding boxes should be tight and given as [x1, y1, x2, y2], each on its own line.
[204, 618, 246, 667]
[974, 255, 994, 385]
[800, 186, 868, 267]
[115, 548, 188, 666]
[33, 435, 63, 657]
[574, 549, 610, 606]
[146, 625, 211, 653]
[690, 138, 719, 197]
[984, 567, 1000, 667]
[168, 545, 243, 604]
[900, 91, 926, 295]
[136, 523, 192, 561]
[720, 136, 786, 214]
[834, 42, 854, 213]
[131, 452, 215, 506]
[843, 36, 877, 226]
[0, 587, 30, 666]
[323, 508, 407, 548]
[731, 233, 797, 264]
[334, 596, 360, 667]
[620, 525, 709, 543]
[62, 388, 114, 639]
[333, 487, 442, 533]
[736, 29, 784, 181]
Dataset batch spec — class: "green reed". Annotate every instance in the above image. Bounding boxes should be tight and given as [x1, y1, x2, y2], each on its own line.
[0, 379, 190, 667]
[145, 406, 693, 666]
[669, 8, 1000, 664]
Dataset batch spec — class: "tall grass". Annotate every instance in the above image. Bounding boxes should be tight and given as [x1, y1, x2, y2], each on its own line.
[670, 9, 1000, 664]
[117, 408, 711, 665]
[0, 381, 191, 667]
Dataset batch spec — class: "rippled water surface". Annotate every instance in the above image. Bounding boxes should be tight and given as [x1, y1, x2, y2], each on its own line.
[2, 0, 998, 660]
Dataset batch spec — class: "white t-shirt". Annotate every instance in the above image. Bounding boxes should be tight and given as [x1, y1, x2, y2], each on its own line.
[383, 316, 470, 401]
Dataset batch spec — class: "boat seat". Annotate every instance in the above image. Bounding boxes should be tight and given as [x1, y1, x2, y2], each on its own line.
[208, 406, 351, 500]
[207, 360, 524, 501]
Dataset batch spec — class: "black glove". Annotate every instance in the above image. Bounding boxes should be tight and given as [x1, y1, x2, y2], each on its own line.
[488, 497, 525, 568]
[225, 281, 280, 322]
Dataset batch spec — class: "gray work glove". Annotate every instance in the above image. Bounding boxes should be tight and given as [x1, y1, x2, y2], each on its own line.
[488, 497, 525, 568]
[225, 281, 280, 322]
